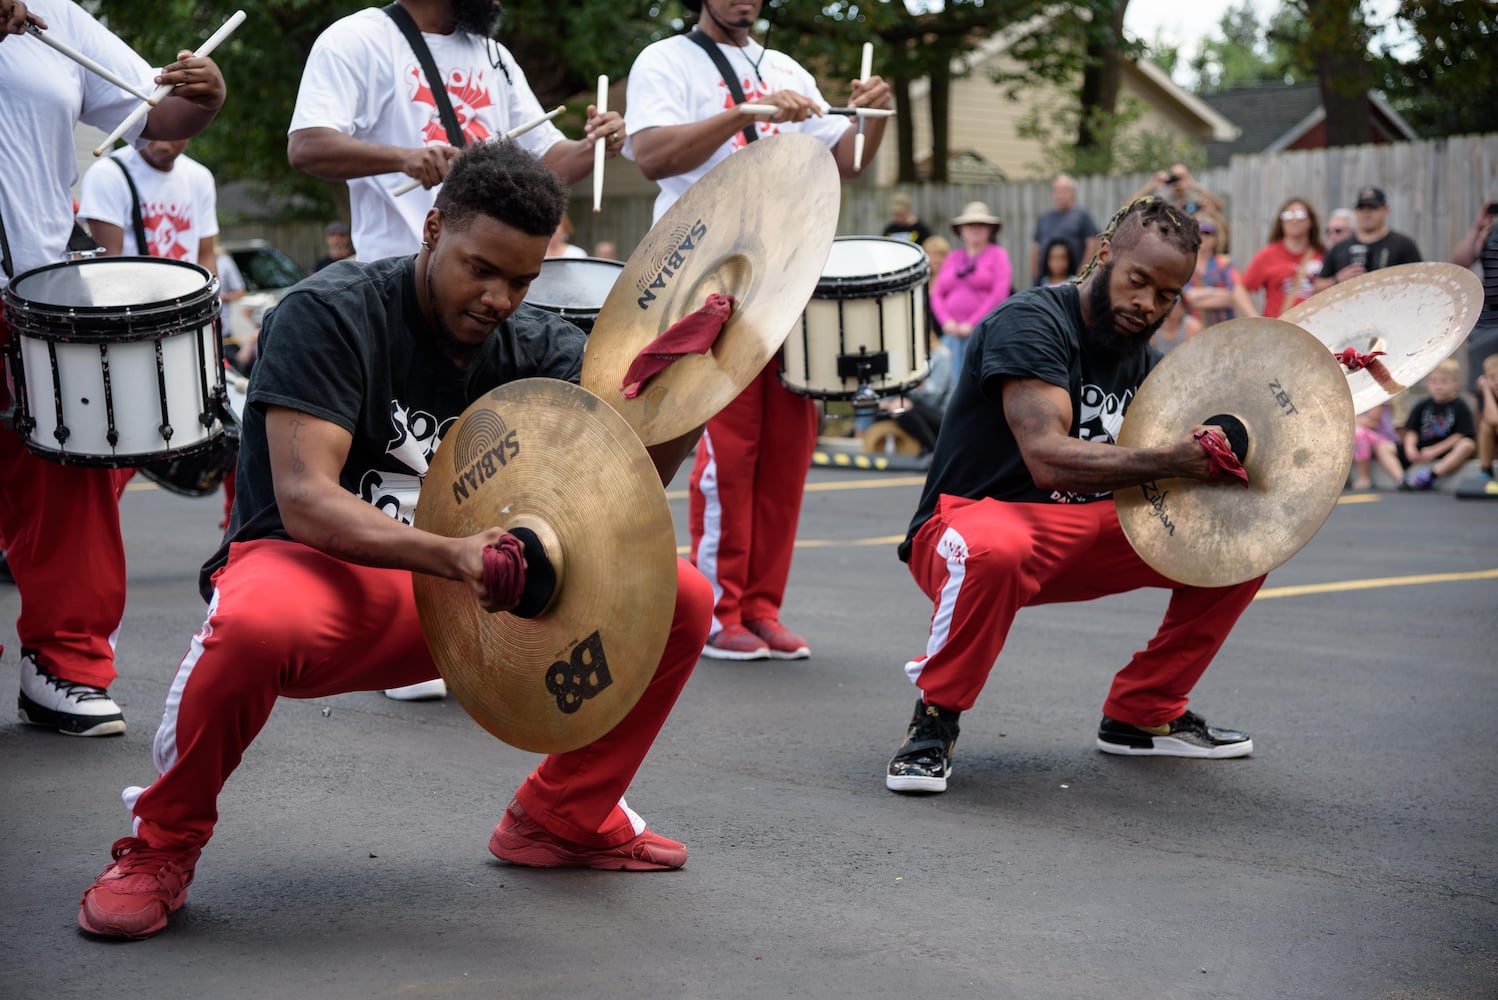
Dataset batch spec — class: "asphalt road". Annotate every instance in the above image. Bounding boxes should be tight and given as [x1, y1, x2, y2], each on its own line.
[2, 465, 1495, 1000]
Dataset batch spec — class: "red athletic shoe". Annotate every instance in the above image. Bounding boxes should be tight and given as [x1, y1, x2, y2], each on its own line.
[744, 618, 810, 660]
[700, 623, 771, 661]
[78, 837, 201, 939]
[488, 800, 686, 871]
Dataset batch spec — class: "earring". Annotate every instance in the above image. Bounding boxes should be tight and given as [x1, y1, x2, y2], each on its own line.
[420, 240, 431, 250]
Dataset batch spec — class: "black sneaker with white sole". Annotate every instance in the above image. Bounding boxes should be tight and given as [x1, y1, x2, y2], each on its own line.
[17, 650, 126, 737]
[886, 699, 961, 793]
[1096, 709, 1251, 758]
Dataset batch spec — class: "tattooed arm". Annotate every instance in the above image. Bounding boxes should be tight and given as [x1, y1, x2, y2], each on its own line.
[1001, 377, 1223, 492]
[265, 406, 515, 611]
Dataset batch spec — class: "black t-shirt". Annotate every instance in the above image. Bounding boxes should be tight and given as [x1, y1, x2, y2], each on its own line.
[1323, 229, 1422, 275]
[899, 283, 1157, 561]
[1403, 396, 1476, 449]
[882, 220, 933, 246]
[200, 255, 586, 597]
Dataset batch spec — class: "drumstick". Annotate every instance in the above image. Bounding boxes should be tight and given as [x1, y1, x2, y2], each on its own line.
[392, 105, 566, 197]
[853, 42, 872, 171]
[92, 9, 246, 156]
[25, 23, 157, 104]
[737, 104, 893, 118]
[593, 75, 607, 214]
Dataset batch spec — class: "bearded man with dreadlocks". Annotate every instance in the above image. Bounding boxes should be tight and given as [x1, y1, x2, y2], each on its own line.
[885, 198, 1263, 794]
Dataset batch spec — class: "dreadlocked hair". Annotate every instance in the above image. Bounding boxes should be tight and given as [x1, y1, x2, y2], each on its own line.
[1074, 196, 1201, 283]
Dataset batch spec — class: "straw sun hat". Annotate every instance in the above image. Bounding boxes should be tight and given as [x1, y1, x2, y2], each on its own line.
[949, 201, 1001, 238]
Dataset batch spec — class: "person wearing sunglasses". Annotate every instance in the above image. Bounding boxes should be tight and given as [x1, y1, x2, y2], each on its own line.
[1241, 196, 1325, 317]
[1324, 207, 1354, 246]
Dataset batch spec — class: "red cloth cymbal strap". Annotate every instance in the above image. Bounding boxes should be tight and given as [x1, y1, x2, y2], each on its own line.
[482, 533, 526, 608]
[621, 293, 735, 399]
[1194, 429, 1250, 486]
[1333, 347, 1386, 371]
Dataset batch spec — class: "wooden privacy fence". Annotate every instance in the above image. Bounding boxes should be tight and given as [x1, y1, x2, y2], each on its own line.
[566, 133, 1498, 290]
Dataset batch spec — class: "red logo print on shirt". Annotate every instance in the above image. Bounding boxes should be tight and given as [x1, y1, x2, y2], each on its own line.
[718, 79, 780, 149]
[142, 201, 193, 260]
[406, 63, 495, 146]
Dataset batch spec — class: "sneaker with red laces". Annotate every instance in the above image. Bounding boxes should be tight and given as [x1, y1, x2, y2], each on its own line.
[700, 623, 771, 661]
[744, 618, 810, 660]
[488, 800, 686, 871]
[78, 837, 201, 939]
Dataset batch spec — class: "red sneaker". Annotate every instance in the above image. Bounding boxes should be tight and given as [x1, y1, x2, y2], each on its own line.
[488, 800, 686, 871]
[78, 837, 201, 939]
[744, 618, 810, 660]
[700, 623, 771, 661]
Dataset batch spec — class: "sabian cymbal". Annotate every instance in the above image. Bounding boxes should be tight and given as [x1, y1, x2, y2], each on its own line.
[412, 378, 678, 754]
[1280, 262, 1482, 413]
[581, 133, 841, 445]
[1115, 318, 1355, 588]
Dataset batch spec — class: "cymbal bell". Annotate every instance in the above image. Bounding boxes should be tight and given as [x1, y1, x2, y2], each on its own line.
[581, 133, 841, 445]
[1280, 262, 1482, 413]
[1115, 318, 1355, 588]
[412, 379, 678, 754]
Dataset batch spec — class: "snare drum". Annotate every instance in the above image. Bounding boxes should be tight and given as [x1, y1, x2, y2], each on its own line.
[526, 256, 625, 335]
[781, 236, 931, 400]
[2, 257, 227, 467]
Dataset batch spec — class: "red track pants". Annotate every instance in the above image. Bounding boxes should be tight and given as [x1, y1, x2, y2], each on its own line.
[126, 539, 712, 851]
[1, 310, 135, 687]
[688, 363, 818, 634]
[904, 495, 1264, 727]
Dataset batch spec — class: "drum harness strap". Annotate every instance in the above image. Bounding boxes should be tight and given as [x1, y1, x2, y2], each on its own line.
[383, 3, 468, 151]
[108, 155, 152, 255]
[686, 30, 760, 147]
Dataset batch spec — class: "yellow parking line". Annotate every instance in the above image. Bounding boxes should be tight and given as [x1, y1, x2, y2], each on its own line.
[1254, 568, 1498, 600]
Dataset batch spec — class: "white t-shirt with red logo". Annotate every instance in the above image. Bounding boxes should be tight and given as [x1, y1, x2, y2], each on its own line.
[77, 146, 219, 263]
[624, 34, 849, 224]
[289, 9, 565, 262]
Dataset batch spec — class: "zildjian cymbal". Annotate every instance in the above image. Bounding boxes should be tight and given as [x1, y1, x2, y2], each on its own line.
[1115, 318, 1355, 589]
[411, 378, 678, 754]
[581, 133, 841, 445]
[1281, 262, 1482, 414]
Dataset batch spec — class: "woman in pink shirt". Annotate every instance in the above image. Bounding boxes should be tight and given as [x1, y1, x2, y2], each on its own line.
[1241, 196, 1325, 317]
[930, 201, 1012, 374]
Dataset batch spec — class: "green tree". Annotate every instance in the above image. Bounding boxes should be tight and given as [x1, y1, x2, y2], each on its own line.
[1273, 0, 1377, 147]
[1379, 0, 1498, 137]
[1191, 0, 1308, 92]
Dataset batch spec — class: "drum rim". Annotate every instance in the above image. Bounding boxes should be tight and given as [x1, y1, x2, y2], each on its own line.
[527, 256, 626, 311]
[1, 258, 219, 343]
[814, 236, 930, 298]
[776, 364, 933, 401]
[15, 427, 227, 469]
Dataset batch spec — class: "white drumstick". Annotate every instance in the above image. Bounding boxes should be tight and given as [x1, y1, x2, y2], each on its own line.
[854, 42, 873, 172]
[92, 9, 246, 156]
[593, 75, 607, 214]
[392, 105, 566, 197]
[26, 23, 156, 104]
[738, 104, 893, 118]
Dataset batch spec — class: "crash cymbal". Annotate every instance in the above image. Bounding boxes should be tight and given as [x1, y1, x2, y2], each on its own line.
[1280, 262, 1482, 413]
[1115, 318, 1355, 589]
[412, 378, 678, 754]
[581, 133, 841, 445]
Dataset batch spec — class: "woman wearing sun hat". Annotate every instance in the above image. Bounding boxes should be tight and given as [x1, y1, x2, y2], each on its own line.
[930, 201, 1012, 375]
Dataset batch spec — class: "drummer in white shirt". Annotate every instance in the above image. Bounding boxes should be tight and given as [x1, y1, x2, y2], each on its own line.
[287, 0, 626, 266]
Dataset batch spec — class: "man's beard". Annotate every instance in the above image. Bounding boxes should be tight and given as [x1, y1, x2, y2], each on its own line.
[1083, 260, 1167, 361]
[453, 0, 502, 37]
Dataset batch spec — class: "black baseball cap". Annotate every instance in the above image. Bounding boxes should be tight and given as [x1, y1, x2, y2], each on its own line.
[1354, 186, 1386, 209]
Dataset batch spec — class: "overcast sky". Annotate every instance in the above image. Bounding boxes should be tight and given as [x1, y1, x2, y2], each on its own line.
[1123, 0, 1408, 86]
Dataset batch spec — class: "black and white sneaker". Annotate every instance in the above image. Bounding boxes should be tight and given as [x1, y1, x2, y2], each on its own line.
[886, 699, 961, 793]
[1096, 709, 1251, 758]
[17, 651, 126, 737]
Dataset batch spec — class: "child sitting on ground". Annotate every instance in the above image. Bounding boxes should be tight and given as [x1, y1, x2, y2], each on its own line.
[1352, 401, 1402, 489]
[1475, 354, 1498, 481]
[1397, 359, 1477, 490]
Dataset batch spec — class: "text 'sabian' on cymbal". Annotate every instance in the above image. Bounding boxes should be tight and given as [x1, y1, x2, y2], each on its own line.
[1115, 318, 1356, 589]
[1281, 262, 1482, 414]
[580, 133, 842, 445]
[411, 378, 679, 754]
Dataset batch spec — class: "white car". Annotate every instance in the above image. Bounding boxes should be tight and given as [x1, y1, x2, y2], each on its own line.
[221, 239, 306, 359]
